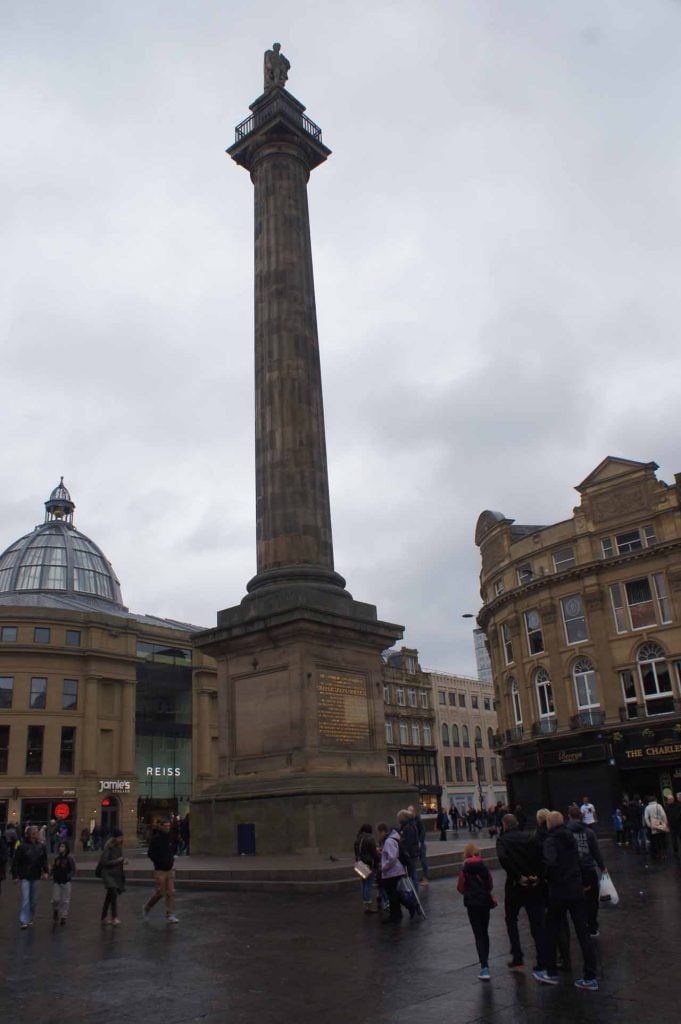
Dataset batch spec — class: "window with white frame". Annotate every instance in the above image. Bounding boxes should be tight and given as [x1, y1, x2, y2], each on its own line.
[423, 723, 432, 745]
[419, 690, 429, 708]
[494, 578, 505, 596]
[610, 575, 672, 632]
[553, 546, 576, 572]
[383, 684, 391, 704]
[396, 687, 406, 706]
[510, 679, 523, 726]
[451, 724, 460, 745]
[638, 642, 675, 716]
[385, 719, 394, 743]
[572, 657, 599, 710]
[602, 525, 657, 558]
[561, 594, 588, 644]
[535, 667, 555, 718]
[412, 723, 421, 745]
[438, 690, 446, 705]
[524, 608, 544, 655]
[442, 723, 450, 746]
[387, 754, 397, 776]
[517, 565, 533, 585]
[501, 622, 514, 664]
[462, 725, 470, 747]
[399, 721, 409, 744]
[620, 670, 638, 719]
[407, 688, 417, 707]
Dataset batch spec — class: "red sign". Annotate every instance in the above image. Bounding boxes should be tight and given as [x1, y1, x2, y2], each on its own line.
[101, 798, 110, 806]
[54, 802, 71, 820]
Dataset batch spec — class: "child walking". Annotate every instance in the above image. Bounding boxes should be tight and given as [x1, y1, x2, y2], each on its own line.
[51, 841, 76, 925]
[457, 841, 496, 980]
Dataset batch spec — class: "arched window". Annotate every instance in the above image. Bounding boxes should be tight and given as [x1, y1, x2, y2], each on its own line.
[637, 642, 674, 715]
[487, 727, 494, 748]
[534, 667, 555, 718]
[510, 678, 523, 727]
[572, 657, 599, 711]
[474, 725, 482, 747]
[451, 724, 460, 746]
[387, 754, 397, 777]
[442, 723, 450, 746]
[462, 725, 470, 747]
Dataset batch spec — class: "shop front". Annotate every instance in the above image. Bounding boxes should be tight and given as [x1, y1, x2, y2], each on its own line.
[17, 790, 78, 839]
[503, 742, 614, 816]
[614, 729, 681, 801]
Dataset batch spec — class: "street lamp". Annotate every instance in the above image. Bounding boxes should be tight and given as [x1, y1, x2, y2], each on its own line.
[467, 740, 485, 811]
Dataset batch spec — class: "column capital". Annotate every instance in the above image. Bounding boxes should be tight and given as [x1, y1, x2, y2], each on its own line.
[228, 88, 331, 173]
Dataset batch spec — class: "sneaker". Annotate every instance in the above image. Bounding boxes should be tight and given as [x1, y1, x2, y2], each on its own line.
[166, 914, 179, 923]
[479, 968, 491, 981]
[574, 978, 599, 991]
[589, 931, 600, 938]
[20, 923, 28, 930]
[533, 970, 559, 986]
[111, 918, 121, 926]
[142, 903, 149, 921]
[507, 960, 525, 971]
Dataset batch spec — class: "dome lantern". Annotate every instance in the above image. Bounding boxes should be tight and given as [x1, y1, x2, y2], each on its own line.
[44, 477, 75, 525]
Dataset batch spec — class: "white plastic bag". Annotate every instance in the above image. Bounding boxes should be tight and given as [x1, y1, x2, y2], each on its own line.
[599, 869, 619, 905]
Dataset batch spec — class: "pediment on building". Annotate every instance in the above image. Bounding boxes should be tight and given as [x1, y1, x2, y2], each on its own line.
[575, 457, 658, 494]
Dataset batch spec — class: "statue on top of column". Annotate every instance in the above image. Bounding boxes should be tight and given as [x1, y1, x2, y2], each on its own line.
[264, 42, 290, 91]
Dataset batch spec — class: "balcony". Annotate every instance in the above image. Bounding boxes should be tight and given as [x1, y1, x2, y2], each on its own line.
[506, 726, 525, 743]
[234, 93, 323, 144]
[570, 710, 605, 730]
[532, 717, 558, 736]
[490, 732, 505, 750]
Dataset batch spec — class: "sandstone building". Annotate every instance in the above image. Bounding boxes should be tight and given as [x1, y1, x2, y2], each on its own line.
[475, 457, 681, 813]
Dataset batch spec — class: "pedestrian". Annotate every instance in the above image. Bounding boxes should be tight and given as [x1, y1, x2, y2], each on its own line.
[644, 795, 669, 860]
[567, 804, 605, 937]
[514, 805, 527, 831]
[376, 821, 415, 924]
[11, 825, 48, 929]
[142, 819, 179, 924]
[579, 796, 597, 828]
[457, 841, 495, 981]
[397, 808, 421, 894]
[354, 823, 378, 914]
[449, 804, 459, 832]
[51, 841, 76, 925]
[80, 828, 90, 853]
[0, 831, 8, 895]
[98, 828, 126, 925]
[5, 822, 18, 860]
[496, 813, 545, 972]
[437, 808, 449, 842]
[628, 795, 646, 854]
[408, 804, 430, 886]
[534, 811, 598, 991]
[668, 793, 681, 860]
[612, 808, 624, 846]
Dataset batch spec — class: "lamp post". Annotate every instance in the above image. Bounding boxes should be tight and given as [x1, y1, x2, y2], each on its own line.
[467, 739, 485, 811]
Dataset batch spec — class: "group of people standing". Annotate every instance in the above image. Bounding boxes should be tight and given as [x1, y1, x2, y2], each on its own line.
[612, 793, 681, 860]
[354, 806, 430, 921]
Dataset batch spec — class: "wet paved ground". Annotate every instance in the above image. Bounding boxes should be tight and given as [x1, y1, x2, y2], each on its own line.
[1, 844, 679, 1024]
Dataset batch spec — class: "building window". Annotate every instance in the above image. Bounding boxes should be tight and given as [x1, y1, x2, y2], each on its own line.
[501, 622, 514, 665]
[478, 757, 486, 781]
[62, 679, 78, 710]
[65, 630, 81, 646]
[412, 723, 421, 745]
[561, 594, 588, 644]
[451, 724, 460, 746]
[620, 670, 639, 719]
[553, 546, 576, 572]
[535, 667, 555, 718]
[487, 726, 494, 747]
[448, 692, 457, 706]
[404, 654, 417, 674]
[30, 677, 47, 710]
[419, 690, 429, 708]
[603, 525, 657, 558]
[494, 578, 505, 596]
[407, 688, 417, 707]
[472, 695, 479, 709]
[511, 679, 523, 726]
[517, 565, 533, 586]
[458, 693, 466, 708]
[0, 676, 14, 709]
[438, 690, 446, 705]
[442, 723, 450, 746]
[455, 756, 463, 782]
[444, 756, 453, 782]
[610, 575, 672, 632]
[474, 726, 482, 747]
[0, 725, 8, 772]
[491, 759, 498, 781]
[423, 724, 432, 745]
[462, 725, 470, 747]
[483, 697, 491, 711]
[383, 684, 391, 704]
[399, 722, 409, 745]
[637, 642, 674, 716]
[525, 609, 544, 655]
[572, 658, 599, 710]
[385, 720, 394, 744]
[387, 754, 397, 776]
[26, 725, 44, 773]
[34, 627, 50, 644]
[465, 758, 474, 782]
[1, 626, 17, 642]
[59, 726, 76, 773]
[396, 687, 405, 706]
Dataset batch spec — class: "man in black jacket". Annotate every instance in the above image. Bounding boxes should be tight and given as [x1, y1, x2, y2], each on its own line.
[496, 813, 545, 971]
[534, 811, 598, 991]
[142, 820, 178, 924]
[567, 804, 605, 936]
[12, 825, 48, 928]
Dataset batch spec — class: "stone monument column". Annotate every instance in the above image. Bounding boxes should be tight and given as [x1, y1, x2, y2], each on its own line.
[192, 46, 415, 856]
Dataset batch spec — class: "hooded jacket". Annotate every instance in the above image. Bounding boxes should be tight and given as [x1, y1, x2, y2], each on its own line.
[542, 824, 584, 902]
[566, 819, 604, 872]
[457, 855, 494, 908]
[380, 829, 406, 880]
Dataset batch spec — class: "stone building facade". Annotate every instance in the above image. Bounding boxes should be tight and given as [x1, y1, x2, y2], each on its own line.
[382, 648, 439, 812]
[429, 670, 505, 813]
[476, 457, 681, 815]
[0, 481, 218, 840]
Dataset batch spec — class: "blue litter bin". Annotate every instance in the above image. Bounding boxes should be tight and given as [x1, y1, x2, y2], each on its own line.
[237, 823, 256, 856]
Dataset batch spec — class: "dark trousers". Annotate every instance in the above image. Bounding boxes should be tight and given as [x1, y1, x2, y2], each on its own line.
[671, 830, 680, 857]
[439, 829, 447, 841]
[544, 898, 597, 980]
[582, 868, 599, 934]
[505, 883, 545, 966]
[101, 887, 118, 920]
[467, 907, 490, 968]
[382, 876, 411, 921]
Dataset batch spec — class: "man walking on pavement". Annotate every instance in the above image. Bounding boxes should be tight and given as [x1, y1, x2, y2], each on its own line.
[496, 813, 545, 972]
[567, 804, 605, 937]
[142, 819, 179, 924]
[12, 825, 48, 929]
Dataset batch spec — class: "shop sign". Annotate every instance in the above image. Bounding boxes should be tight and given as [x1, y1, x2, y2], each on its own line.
[145, 766, 181, 777]
[504, 753, 539, 774]
[54, 802, 71, 820]
[623, 742, 681, 763]
[98, 779, 132, 794]
[541, 744, 607, 769]
[62, 789, 76, 797]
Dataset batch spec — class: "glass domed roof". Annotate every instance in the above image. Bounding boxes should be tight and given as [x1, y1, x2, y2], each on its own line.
[0, 480, 123, 607]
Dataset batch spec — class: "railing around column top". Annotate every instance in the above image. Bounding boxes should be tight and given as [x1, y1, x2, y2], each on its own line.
[234, 96, 323, 144]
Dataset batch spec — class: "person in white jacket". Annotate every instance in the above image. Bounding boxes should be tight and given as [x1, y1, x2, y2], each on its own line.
[644, 796, 668, 860]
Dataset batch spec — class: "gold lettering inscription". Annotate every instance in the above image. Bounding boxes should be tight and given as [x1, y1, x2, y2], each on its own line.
[318, 672, 370, 750]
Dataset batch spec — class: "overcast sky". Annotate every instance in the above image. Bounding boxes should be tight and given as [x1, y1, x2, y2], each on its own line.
[3, 1, 681, 675]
